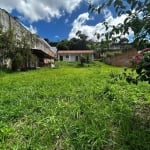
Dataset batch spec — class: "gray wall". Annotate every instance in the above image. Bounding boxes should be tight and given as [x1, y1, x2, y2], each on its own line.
[0, 8, 55, 57]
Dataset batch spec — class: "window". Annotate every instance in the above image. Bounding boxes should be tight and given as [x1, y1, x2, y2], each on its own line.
[66, 55, 69, 58]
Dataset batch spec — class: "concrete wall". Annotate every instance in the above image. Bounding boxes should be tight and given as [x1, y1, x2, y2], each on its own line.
[104, 48, 138, 67]
[0, 9, 31, 42]
[0, 8, 55, 58]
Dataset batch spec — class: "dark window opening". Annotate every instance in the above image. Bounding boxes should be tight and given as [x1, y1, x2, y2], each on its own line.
[76, 56, 78, 61]
[60, 56, 63, 61]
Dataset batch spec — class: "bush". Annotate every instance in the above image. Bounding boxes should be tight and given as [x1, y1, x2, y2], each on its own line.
[11, 52, 24, 71]
[125, 48, 150, 84]
[79, 56, 86, 66]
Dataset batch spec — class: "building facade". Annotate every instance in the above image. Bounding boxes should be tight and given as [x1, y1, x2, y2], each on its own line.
[0, 8, 56, 69]
[57, 50, 94, 62]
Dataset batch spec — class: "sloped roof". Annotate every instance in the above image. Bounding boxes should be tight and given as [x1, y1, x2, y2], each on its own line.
[58, 50, 95, 54]
[51, 47, 57, 53]
[138, 48, 150, 54]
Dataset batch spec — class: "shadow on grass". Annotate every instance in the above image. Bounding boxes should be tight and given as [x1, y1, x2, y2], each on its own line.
[0, 68, 13, 77]
[118, 103, 150, 150]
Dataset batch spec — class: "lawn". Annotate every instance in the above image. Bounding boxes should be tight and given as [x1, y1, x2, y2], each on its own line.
[0, 62, 150, 150]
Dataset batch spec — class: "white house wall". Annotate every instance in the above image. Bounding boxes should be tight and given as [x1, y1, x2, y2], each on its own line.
[58, 53, 94, 62]
[70, 55, 76, 61]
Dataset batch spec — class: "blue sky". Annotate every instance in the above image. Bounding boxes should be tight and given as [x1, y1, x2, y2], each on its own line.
[0, 0, 133, 42]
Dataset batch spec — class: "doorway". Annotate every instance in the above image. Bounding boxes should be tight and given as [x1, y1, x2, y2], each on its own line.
[60, 56, 63, 61]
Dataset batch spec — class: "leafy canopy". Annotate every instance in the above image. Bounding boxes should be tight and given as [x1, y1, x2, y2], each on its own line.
[89, 0, 150, 84]
[89, 0, 150, 49]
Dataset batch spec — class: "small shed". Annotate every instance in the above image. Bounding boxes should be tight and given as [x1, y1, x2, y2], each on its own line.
[57, 50, 95, 62]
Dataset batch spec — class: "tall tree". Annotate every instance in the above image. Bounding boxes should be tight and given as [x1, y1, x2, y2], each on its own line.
[76, 31, 89, 50]
[57, 39, 70, 50]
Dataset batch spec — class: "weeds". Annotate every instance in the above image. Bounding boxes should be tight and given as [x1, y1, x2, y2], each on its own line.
[0, 62, 149, 149]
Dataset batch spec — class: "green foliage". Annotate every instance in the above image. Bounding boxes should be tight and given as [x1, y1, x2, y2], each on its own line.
[79, 55, 86, 66]
[0, 27, 37, 71]
[123, 50, 150, 84]
[89, 0, 150, 84]
[57, 32, 93, 50]
[134, 52, 150, 83]
[89, 0, 150, 49]
[0, 62, 149, 149]
[106, 51, 121, 57]
[57, 39, 70, 50]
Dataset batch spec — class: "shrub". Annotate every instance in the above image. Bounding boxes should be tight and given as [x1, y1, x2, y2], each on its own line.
[79, 56, 86, 66]
[125, 48, 150, 84]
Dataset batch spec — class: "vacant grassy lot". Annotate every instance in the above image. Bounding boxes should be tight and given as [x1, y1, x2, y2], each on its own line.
[0, 62, 150, 150]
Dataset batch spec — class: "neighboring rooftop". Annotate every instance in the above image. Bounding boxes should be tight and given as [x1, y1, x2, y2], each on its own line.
[58, 50, 95, 54]
[51, 47, 57, 53]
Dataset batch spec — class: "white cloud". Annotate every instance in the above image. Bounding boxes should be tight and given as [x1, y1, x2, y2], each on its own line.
[27, 25, 37, 34]
[55, 35, 60, 39]
[20, 23, 37, 34]
[69, 9, 134, 42]
[68, 12, 95, 39]
[0, 0, 20, 12]
[0, 0, 134, 41]
[0, 0, 83, 22]
[65, 18, 69, 24]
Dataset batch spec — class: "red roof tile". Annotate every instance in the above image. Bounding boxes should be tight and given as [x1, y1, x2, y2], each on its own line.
[58, 50, 95, 54]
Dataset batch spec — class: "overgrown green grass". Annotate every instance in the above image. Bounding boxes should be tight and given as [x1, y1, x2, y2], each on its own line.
[0, 62, 149, 149]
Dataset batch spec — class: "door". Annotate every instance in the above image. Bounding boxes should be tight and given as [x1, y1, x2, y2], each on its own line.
[75, 56, 78, 61]
[60, 56, 63, 61]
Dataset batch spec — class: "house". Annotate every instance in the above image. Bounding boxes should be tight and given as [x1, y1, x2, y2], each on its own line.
[109, 43, 130, 50]
[138, 48, 150, 54]
[57, 50, 95, 62]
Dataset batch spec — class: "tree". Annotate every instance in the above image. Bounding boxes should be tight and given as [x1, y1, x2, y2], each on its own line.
[89, 0, 150, 49]
[89, 0, 150, 84]
[0, 27, 37, 71]
[16, 33, 36, 71]
[76, 31, 89, 50]
[69, 38, 81, 50]
[119, 38, 129, 44]
[57, 39, 70, 50]
[44, 38, 58, 47]
[57, 34, 91, 51]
